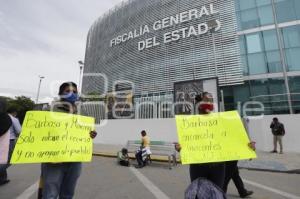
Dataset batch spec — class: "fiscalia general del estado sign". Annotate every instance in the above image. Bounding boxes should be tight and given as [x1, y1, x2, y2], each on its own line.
[110, 3, 221, 51]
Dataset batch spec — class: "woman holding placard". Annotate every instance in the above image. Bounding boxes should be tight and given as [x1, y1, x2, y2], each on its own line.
[40, 82, 97, 199]
[176, 92, 226, 189]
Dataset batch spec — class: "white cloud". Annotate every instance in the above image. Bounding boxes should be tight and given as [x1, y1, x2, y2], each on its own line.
[0, 0, 123, 100]
[0, 93, 14, 98]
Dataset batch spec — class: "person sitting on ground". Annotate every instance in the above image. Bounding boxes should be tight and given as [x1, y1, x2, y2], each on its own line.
[135, 130, 151, 168]
[118, 148, 130, 167]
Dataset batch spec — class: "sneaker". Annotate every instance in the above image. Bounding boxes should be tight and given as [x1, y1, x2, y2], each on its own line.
[270, 150, 277, 153]
[240, 190, 254, 198]
[135, 165, 144, 169]
[0, 180, 10, 186]
[279, 151, 284, 154]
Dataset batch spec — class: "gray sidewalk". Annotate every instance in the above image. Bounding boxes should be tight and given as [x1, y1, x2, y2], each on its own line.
[93, 144, 300, 173]
[238, 151, 300, 173]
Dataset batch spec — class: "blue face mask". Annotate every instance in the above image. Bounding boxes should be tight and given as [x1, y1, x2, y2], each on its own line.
[62, 92, 79, 103]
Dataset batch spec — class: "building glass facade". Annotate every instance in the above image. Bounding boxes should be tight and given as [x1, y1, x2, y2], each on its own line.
[83, 0, 300, 118]
[223, 0, 300, 115]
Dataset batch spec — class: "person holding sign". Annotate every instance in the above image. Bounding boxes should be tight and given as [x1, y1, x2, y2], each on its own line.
[176, 92, 226, 189]
[196, 92, 214, 114]
[40, 82, 97, 199]
[176, 92, 257, 192]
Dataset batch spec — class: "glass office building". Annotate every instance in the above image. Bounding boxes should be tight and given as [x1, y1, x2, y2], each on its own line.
[82, 0, 300, 118]
[225, 0, 300, 114]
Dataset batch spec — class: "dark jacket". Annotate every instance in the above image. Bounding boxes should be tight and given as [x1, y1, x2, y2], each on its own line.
[270, 122, 285, 136]
[0, 113, 12, 136]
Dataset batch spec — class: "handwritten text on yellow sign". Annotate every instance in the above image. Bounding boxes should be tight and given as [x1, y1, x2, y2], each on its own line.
[11, 111, 95, 164]
[176, 111, 257, 165]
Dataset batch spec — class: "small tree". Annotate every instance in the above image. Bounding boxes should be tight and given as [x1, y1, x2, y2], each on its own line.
[7, 96, 35, 124]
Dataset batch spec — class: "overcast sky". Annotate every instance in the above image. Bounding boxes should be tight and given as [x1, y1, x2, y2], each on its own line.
[0, 0, 123, 102]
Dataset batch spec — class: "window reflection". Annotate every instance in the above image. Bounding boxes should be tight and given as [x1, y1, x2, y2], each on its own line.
[275, 0, 297, 23]
[282, 26, 300, 71]
[236, 0, 273, 30]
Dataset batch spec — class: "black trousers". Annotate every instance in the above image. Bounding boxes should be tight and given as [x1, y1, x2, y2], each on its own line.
[223, 161, 247, 195]
[135, 151, 144, 166]
[189, 162, 225, 189]
[119, 160, 129, 167]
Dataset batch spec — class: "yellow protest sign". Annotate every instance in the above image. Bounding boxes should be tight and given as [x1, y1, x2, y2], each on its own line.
[11, 111, 95, 164]
[176, 111, 257, 165]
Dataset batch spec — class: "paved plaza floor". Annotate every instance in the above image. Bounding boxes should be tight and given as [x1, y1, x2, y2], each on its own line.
[0, 157, 300, 199]
[93, 144, 300, 173]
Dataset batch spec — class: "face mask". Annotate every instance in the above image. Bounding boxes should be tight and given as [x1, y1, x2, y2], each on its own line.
[62, 92, 79, 103]
[199, 103, 214, 114]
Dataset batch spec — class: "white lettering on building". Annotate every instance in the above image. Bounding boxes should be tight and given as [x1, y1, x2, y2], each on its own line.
[110, 3, 221, 50]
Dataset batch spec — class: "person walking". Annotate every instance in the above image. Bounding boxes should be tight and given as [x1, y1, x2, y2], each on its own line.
[223, 160, 253, 198]
[223, 119, 255, 198]
[270, 117, 285, 154]
[41, 82, 98, 199]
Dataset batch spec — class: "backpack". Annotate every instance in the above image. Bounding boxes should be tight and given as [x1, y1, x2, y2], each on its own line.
[271, 122, 285, 136]
[185, 178, 227, 199]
